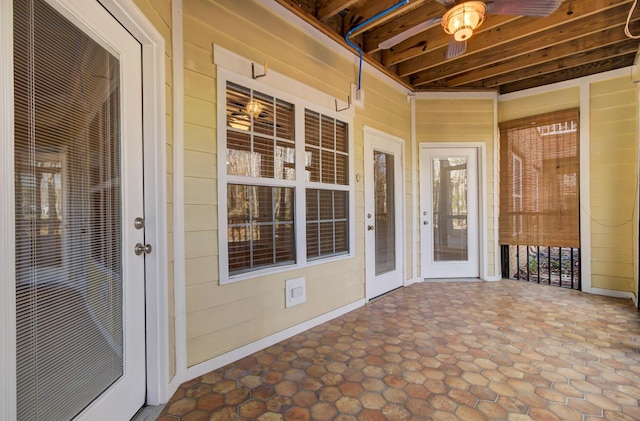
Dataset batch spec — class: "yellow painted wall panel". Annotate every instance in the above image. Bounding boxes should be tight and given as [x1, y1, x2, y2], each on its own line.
[185, 230, 218, 259]
[185, 69, 216, 102]
[415, 97, 497, 278]
[592, 246, 634, 264]
[591, 274, 634, 292]
[185, 256, 219, 287]
[498, 88, 580, 122]
[185, 124, 216, 153]
[184, 177, 217, 205]
[590, 76, 637, 293]
[184, 42, 216, 77]
[184, 205, 217, 231]
[184, 96, 216, 128]
[186, 282, 364, 366]
[183, 150, 216, 179]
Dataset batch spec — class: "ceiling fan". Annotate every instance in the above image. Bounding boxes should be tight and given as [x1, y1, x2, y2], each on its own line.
[379, 0, 562, 59]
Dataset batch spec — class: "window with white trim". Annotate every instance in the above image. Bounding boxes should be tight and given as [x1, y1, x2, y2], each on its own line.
[304, 111, 349, 259]
[220, 78, 353, 282]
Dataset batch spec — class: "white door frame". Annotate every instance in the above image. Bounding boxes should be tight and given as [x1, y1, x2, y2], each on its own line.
[364, 126, 406, 300]
[419, 143, 487, 280]
[0, 0, 168, 418]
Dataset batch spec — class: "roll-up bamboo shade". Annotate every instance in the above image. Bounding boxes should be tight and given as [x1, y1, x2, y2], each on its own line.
[499, 108, 580, 247]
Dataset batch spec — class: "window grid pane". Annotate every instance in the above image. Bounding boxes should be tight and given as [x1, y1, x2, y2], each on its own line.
[304, 110, 349, 186]
[227, 184, 295, 274]
[226, 82, 295, 181]
[306, 189, 349, 259]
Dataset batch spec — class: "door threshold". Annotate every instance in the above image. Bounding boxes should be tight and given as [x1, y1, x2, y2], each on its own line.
[131, 404, 165, 421]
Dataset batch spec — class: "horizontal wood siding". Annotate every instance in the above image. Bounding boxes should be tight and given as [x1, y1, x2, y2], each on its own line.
[499, 78, 638, 294]
[182, 0, 411, 367]
[416, 98, 497, 278]
[590, 77, 638, 292]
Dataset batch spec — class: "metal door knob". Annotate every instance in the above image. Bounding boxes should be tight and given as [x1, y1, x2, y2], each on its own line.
[367, 225, 375, 231]
[135, 243, 152, 255]
[423, 221, 429, 225]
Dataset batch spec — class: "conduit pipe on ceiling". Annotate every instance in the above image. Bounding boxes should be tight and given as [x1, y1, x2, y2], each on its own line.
[344, 0, 410, 92]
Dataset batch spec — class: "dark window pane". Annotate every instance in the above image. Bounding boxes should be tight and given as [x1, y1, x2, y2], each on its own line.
[227, 185, 295, 275]
[275, 223, 295, 263]
[306, 189, 318, 220]
[321, 115, 335, 150]
[319, 190, 333, 220]
[305, 110, 320, 146]
[321, 151, 335, 184]
[334, 191, 348, 220]
[253, 91, 274, 136]
[336, 153, 348, 185]
[306, 222, 319, 258]
[335, 221, 348, 253]
[253, 136, 274, 178]
[305, 148, 319, 182]
[319, 222, 334, 255]
[336, 120, 348, 153]
[276, 141, 295, 180]
[276, 99, 295, 140]
[227, 131, 251, 176]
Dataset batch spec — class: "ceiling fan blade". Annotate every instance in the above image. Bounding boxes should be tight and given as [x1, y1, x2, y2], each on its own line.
[378, 17, 442, 49]
[446, 37, 466, 59]
[487, 0, 562, 17]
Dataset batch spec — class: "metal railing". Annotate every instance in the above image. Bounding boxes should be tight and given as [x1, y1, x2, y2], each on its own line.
[501, 245, 580, 290]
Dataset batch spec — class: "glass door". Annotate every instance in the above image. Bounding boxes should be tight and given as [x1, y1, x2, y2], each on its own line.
[420, 147, 479, 278]
[364, 130, 404, 299]
[13, 0, 146, 419]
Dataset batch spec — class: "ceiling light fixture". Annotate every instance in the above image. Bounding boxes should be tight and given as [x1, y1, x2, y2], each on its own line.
[441, 1, 486, 42]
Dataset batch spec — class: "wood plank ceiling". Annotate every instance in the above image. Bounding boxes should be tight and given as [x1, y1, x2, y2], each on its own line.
[273, 0, 640, 93]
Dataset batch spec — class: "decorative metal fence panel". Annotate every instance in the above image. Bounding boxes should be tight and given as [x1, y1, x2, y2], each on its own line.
[501, 245, 580, 290]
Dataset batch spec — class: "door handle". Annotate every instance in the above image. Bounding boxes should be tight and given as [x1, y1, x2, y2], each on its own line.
[135, 243, 152, 255]
[367, 225, 375, 231]
[423, 221, 429, 225]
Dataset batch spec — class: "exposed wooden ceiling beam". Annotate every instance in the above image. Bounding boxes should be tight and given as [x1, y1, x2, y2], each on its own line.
[318, 0, 360, 20]
[346, 0, 427, 37]
[500, 55, 636, 93]
[481, 39, 640, 89]
[363, 1, 447, 53]
[272, 0, 413, 90]
[407, 1, 633, 84]
[447, 24, 639, 87]
[382, 15, 519, 67]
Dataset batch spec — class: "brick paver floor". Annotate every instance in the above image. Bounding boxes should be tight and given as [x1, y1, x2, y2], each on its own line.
[158, 280, 640, 420]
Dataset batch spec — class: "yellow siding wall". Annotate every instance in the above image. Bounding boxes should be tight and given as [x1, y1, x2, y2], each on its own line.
[131, 0, 176, 379]
[183, 0, 411, 366]
[499, 78, 638, 294]
[590, 77, 638, 292]
[415, 98, 498, 278]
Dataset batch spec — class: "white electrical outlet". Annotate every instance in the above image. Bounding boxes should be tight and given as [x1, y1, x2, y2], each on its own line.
[285, 277, 306, 308]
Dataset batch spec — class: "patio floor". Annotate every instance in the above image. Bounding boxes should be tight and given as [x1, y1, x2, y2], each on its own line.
[158, 280, 640, 421]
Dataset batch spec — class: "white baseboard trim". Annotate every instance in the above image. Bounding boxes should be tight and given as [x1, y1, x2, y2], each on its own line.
[588, 287, 636, 302]
[484, 275, 502, 282]
[404, 277, 422, 286]
[186, 299, 366, 380]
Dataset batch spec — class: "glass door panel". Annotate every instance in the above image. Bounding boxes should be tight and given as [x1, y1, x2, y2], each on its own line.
[375, 151, 396, 275]
[432, 157, 469, 262]
[13, 0, 135, 418]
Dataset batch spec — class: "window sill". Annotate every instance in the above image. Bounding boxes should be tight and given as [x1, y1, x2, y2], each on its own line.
[220, 252, 355, 285]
